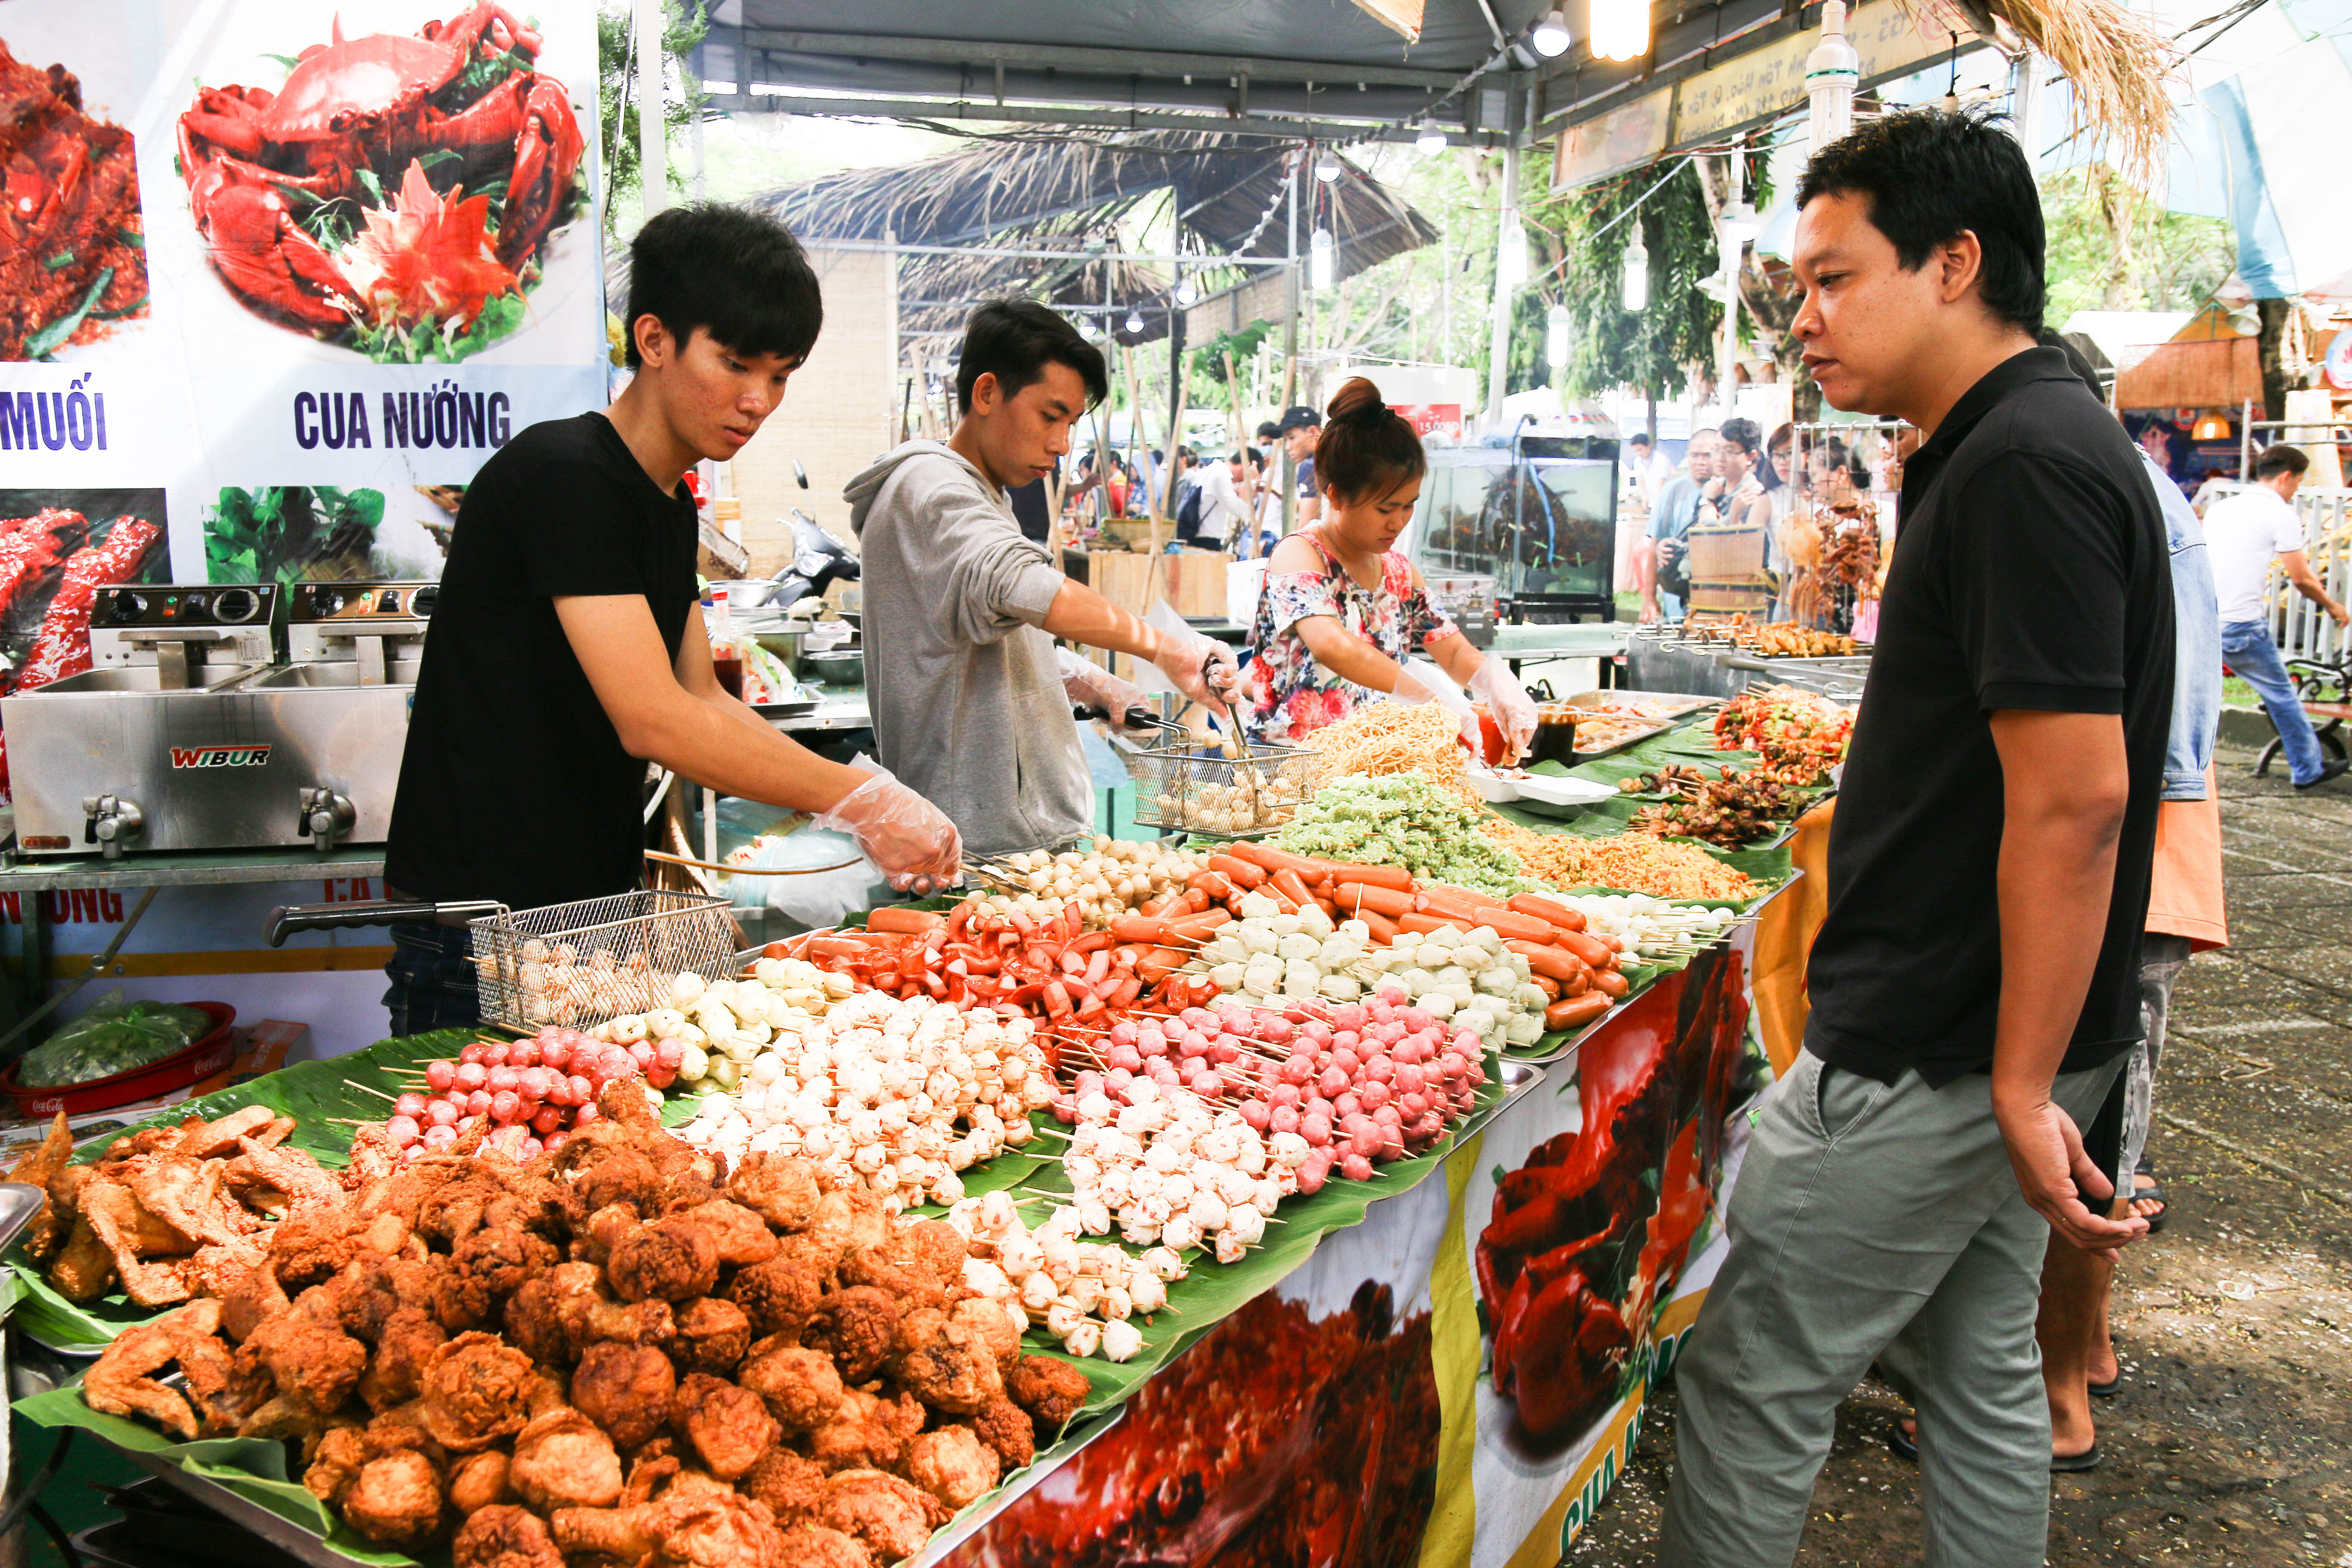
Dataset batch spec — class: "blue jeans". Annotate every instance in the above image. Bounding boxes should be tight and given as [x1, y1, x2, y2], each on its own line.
[1661, 589, 1686, 620]
[382, 922, 480, 1036]
[2221, 619, 2325, 784]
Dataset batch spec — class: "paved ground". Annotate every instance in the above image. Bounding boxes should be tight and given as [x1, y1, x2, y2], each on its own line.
[1568, 747, 2352, 1567]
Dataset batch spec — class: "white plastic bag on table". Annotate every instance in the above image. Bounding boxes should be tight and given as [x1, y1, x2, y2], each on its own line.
[720, 825, 892, 930]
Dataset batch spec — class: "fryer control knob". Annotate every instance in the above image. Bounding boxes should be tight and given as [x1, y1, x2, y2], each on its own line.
[214, 588, 262, 623]
[411, 585, 438, 618]
[109, 592, 148, 624]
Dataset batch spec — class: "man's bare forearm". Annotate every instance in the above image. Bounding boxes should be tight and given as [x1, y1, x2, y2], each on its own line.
[628, 698, 864, 814]
[1041, 579, 1169, 662]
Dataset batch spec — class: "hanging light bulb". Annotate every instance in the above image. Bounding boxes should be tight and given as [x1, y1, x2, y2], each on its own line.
[1124, 307, 1145, 334]
[1078, 315, 1100, 340]
[1531, 7, 1572, 56]
[1545, 302, 1570, 371]
[1310, 226, 1335, 291]
[1415, 122, 1449, 156]
[1174, 272, 1199, 307]
[1590, 0, 1650, 62]
[1314, 147, 1343, 182]
[1496, 214, 1528, 291]
[1620, 226, 1649, 312]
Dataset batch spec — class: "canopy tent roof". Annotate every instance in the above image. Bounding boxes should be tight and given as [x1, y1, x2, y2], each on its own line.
[749, 131, 1436, 349]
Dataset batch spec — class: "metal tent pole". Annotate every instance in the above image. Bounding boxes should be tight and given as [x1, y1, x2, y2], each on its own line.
[1486, 141, 1520, 430]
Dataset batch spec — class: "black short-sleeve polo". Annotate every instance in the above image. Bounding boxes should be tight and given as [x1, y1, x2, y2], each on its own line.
[1804, 347, 2175, 1087]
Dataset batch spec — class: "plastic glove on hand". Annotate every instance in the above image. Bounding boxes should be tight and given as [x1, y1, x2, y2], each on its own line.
[1394, 658, 1481, 750]
[1469, 658, 1539, 763]
[1057, 648, 1154, 730]
[1153, 630, 1240, 722]
[813, 760, 963, 895]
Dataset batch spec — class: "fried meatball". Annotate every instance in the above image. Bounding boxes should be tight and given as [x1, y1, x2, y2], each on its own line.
[903, 1424, 1000, 1511]
[360, 1307, 449, 1415]
[800, 1287, 898, 1382]
[837, 1250, 944, 1312]
[269, 1203, 363, 1291]
[672, 1200, 778, 1268]
[891, 1326, 1001, 1416]
[969, 1397, 1035, 1473]
[246, 1306, 367, 1415]
[1005, 1354, 1090, 1429]
[724, 1153, 821, 1234]
[724, 1257, 824, 1341]
[448, 1450, 514, 1514]
[663, 1297, 752, 1375]
[671, 1373, 778, 1482]
[767, 1230, 848, 1287]
[947, 1297, 1021, 1371]
[891, 1305, 949, 1361]
[805, 1189, 888, 1257]
[737, 1344, 842, 1433]
[435, 1225, 559, 1331]
[565, 1148, 665, 1223]
[420, 1332, 536, 1452]
[740, 1448, 827, 1528]
[303, 1424, 368, 1507]
[890, 1219, 968, 1286]
[806, 1389, 923, 1476]
[509, 1407, 624, 1511]
[815, 1470, 942, 1563]
[607, 1217, 720, 1304]
[338, 1449, 447, 1547]
[569, 1341, 677, 1451]
[453, 1503, 562, 1568]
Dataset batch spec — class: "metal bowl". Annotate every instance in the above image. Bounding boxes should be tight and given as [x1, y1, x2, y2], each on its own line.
[799, 649, 864, 686]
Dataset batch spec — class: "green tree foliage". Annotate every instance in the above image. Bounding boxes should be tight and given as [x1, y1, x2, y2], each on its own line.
[204, 487, 384, 588]
[597, 0, 708, 237]
[2040, 166, 2235, 322]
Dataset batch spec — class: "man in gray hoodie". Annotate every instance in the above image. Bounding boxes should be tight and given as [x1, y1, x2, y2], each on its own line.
[848, 301, 1239, 855]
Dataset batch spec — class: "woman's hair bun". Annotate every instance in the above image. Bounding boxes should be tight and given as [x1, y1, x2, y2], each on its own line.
[1326, 377, 1389, 426]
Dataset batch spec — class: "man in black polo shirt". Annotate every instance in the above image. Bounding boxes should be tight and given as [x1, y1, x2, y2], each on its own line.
[383, 205, 961, 1032]
[1659, 111, 2169, 1567]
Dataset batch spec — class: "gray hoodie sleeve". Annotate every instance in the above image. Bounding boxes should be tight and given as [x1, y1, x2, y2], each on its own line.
[922, 477, 1066, 645]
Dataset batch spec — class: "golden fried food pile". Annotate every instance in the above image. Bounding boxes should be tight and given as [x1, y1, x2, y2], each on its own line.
[80, 1085, 1081, 1568]
[6, 1105, 339, 1308]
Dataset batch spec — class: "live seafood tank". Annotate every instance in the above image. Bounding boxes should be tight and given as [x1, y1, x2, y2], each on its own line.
[1406, 437, 1619, 624]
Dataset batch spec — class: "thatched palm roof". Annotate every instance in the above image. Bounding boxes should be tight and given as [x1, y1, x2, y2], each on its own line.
[746, 129, 1434, 350]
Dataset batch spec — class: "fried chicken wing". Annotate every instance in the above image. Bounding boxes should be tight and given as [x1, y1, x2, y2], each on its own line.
[85, 1299, 224, 1439]
[903, 1424, 1000, 1510]
[890, 1322, 1001, 1416]
[663, 1296, 753, 1375]
[806, 1388, 923, 1476]
[509, 1406, 624, 1511]
[815, 1470, 943, 1563]
[168, 1106, 278, 1159]
[569, 1341, 677, 1450]
[6, 1111, 75, 1262]
[738, 1344, 842, 1433]
[246, 1299, 368, 1415]
[670, 1372, 778, 1481]
[359, 1307, 447, 1413]
[230, 1137, 342, 1211]
[453, 1504, 562, 1568]
[723, 1153, 820, 1234]
[554, 1491, 783, 1568]
[1004, 1354, 1090, 1429]
[269, 1201, 365, 1291]
[740, 1449, 827, 1528]
[435, 1225, 559, 1331]
[724, 1257, 824, 1341]
[81, 1179, 195, 1307]
[778, 1525, 873, 1568]
[449, 1449, 514, 1513]
[340, 1449, 447, 1547]
[608, 1216, 720, 1304]
[969, 1397, 1035, 1473]
[420, 1331, 537, 1452]
[800, 1287, 898, 1382]
[891, 1219, 968, 1286]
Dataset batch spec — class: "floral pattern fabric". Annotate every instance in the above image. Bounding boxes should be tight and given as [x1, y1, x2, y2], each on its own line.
[1242, 533, 1458, 746]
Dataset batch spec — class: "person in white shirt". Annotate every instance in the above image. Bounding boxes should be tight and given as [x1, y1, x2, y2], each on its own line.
[1195, 451, 1254, 548]
[2203, 443, 2350, 789]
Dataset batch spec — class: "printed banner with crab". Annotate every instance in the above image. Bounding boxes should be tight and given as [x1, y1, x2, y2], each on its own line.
[0, 0, 608, 592]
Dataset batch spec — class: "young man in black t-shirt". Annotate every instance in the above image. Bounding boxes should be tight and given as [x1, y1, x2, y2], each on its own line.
[383, 206, 960, 1032]
[1659, 113, 2170, 1567]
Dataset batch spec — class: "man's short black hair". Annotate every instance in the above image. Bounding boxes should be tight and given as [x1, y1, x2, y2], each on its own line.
[956, 300, 1109, 416]
[1628, 432, 1653, 447]
[1256, 421, 1281, 442]
[1797, 107, 2046, 336]
[1719, 418, 1761, 455]
[2256, 444, 2311, 481]
[625, 203, 822, 370]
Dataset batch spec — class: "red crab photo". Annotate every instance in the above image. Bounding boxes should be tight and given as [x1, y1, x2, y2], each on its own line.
[0, 33, 151, 361]
[175, 1, 591, 363]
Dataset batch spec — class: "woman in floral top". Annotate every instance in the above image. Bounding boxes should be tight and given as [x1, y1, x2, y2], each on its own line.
[1242, 379, 1538, 755]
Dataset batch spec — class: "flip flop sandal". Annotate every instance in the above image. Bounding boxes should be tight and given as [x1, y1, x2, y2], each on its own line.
[2089, 1373, 2122, 1399]
[2134, 1177, 2169, 1235]
[2051, 1443, 2103, 1473]
[1889, 1421, 1917, 1463]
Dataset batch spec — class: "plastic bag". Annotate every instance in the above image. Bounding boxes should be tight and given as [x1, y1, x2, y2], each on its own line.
[720, 825, 893, 930]
[18, 990, 214, 1087]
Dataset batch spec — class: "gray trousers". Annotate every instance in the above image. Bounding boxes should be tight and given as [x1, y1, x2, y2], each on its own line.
[1658, 1049, 2125, 1568]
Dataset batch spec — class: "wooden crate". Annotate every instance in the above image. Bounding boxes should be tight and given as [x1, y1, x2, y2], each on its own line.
[1081, 549, 1232, 684]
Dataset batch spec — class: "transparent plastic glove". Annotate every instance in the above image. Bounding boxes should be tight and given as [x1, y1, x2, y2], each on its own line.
[1151, 628, 1240, 721]
[1056, 648, 1152, 730]
[812, 755, 962, 895]
[1469, 658, 1538, 763]
[1396, 658, 1482, 751]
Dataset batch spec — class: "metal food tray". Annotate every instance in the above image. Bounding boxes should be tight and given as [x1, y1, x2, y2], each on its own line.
[1568, 717, 1677, 760]
[1559, 688, 1721, 718]
[469, 888, 742, 1033]
[110, 1448, 377, 1568]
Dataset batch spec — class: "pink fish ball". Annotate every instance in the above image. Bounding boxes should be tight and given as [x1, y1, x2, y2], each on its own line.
[1398, 1006, 1433, 1032]
[1362, 1055, 1395, 1084]
[1357, 1081, 1391, 1112]
[1178, 1030, 1211, 1060]
[1279, 1056, 1314, 1086]
[1107, 1044, 1144, 1072]
[530, 1105, 565, 1135]
[542, 1130, 570, 1155]
[1332, 1092, 1362, 1120]
[1271, 1104, 1302, 1135]
[423, 1123, 459, 1152]
[1300, 1111, 1334, 1147]
[425, 1097, 460, 1127]
[1331, 1029, 1361, 1054]
[627, 1042, 655, 1072]
[541, 1041, 572, 1072]
[1052, 1096, 1080, 1124]
[459, 1042, 488, 1067]
[1375, 1020, 1410, 1046]
[1400, 1091, 1430, 1120]
[1074, 1071, 1105, 1095]
[1374, 982, 1409, 1006]
[1270, 1082, 1303, 1109]
[567, 1074, 595, 1106]
[483, 1042, 513, 1068]
[1391, 1063, 1422, 1096]
[401, 1143, 426, 1165]
[486, 1066, 520, 1095]
[1259, 1016, 1295, 1044]
[1331, 1003, 1367, 1032]
[1106, 1067, 1134, 1092]
[460, 1089, 489, 1118]
[1340, 1152, 1375, 1182]
[424, 1059, 456, 1093]
[392, 1092, 429, 1119]
[1188, 1068, 1225, 1098]
[572, 1103, 603, 1127]
[1107, 1020, 1138, 1047]
[1136, 1032, 1170, 1060]
[1348, 1124, 1383, 1160]
[507, 1041, 539, 1068]
[1316, 1066, 1351, 1099]
[1300, 1020, 1333, 1047]
[652, 1040, 684, 1072]
[646, 1067, 676, 1090]
[490, 1090, 523, 1124]
[1238, 1099, 1272, 1131]
[454, 1061, 488, 1093]
[1296, 1157, 1329, 1196]
[386, 1115, 421, 1147]
[1216, 1001, 1250, 1033]
[1150, 1060, 1183, 1086]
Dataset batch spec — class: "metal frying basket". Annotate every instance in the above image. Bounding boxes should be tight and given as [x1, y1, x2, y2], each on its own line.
[469, 889, 741, 1031]
[1134, 740, 1318, 838]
